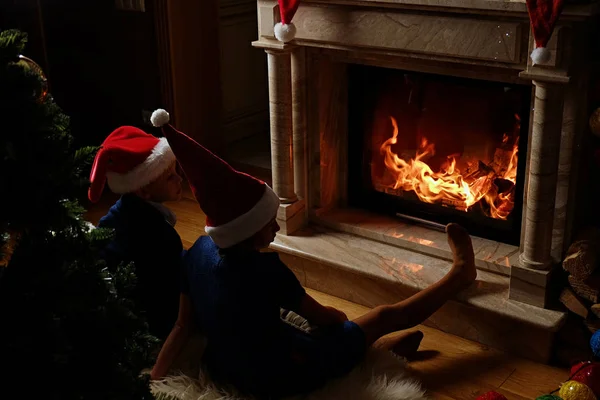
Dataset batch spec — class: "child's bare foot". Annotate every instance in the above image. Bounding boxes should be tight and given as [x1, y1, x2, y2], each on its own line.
[446, 223, 477, 288]
[373, 330, 424, 358]
[389, 330, 424, 359]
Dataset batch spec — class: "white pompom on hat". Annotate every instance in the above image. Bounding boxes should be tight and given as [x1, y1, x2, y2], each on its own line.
[150, 108, 170, 128]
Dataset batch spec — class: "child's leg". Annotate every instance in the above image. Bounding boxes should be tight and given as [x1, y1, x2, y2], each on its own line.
[353, 223, 477, 346]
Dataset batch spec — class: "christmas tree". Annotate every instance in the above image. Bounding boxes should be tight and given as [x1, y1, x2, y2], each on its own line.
[0, 30, 157, 399]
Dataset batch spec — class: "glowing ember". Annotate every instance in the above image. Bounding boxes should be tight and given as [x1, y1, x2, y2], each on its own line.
[378, 116, 519, 220]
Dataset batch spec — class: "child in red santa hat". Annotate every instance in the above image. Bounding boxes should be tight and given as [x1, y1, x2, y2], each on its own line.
[149, 108, 477, 398]
[88, 125, 184, 342]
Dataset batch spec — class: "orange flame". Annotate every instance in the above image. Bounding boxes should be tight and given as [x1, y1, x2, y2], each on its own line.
[379, 116, 518, 220]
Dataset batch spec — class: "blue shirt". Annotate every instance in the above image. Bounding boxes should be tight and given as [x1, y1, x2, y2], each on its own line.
[183, 236, 306, 391]
[98, 194, 183, 340]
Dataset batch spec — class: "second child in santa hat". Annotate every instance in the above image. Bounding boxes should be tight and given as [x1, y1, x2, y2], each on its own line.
[149, 109, 478, 397]
[89, 126, 184, 342]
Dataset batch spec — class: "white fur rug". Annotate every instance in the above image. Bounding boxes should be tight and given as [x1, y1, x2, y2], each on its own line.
[151, 348, 427, 400]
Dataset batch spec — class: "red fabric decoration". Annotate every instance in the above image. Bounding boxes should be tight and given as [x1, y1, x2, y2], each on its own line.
[527, 0, 565, 49]
[278, 0, 300, 25]
[158, 123, 268, 227]
[88, 126, 174, 203]
[152, 111, 280, 249]
[476, 391, 508, 400]
[526, 0, 565, 64]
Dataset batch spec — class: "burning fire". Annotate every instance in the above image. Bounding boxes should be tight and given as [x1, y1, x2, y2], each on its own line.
[379, 116, 519, 220]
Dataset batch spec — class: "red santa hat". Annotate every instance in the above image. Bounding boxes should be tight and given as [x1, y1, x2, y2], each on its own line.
[88, 126, 176, 203]
[274, 0, 301, 43]
[150, 109, 280, 248]
[526, 0, 565, 65]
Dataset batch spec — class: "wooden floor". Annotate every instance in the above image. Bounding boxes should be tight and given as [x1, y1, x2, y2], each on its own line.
[86, 186, 569, 400]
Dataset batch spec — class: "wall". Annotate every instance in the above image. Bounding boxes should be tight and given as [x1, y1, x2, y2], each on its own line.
[155, 0, 269, 152]
[2, 0, 269, 150]
[219, 0, 269, 146]
[44, 1, 163, 146]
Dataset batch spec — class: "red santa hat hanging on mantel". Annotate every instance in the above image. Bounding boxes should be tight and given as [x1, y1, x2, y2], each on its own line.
[526, 0, 565, 65]
[274, 0, 301, 43]
[150, 109, 280, 249]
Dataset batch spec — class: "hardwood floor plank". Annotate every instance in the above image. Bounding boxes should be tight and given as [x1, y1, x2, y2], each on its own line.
[307, 289, 566, 399]
[499, 363, 567, 399]
[308, 289, 517, 390]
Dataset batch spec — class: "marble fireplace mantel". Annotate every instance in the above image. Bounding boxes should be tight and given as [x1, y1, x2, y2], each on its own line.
[252, 0, 598, 359]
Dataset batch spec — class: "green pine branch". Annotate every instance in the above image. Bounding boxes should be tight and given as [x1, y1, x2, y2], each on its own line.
[0, 29, 157, 399]
[0, 30, 27, 64]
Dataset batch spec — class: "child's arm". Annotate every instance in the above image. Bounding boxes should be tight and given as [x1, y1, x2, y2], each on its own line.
[151, 294, 193, 380]
[267, 253, 348, 326]
[297, 293, 348, 326]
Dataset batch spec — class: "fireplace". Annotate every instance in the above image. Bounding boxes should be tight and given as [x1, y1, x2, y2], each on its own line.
[253, 0, 598, 362]
[347, 65, 531, 244]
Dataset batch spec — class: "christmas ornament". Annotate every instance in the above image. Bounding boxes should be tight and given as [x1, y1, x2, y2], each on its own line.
[536, 395, 563, 400]
[0, 229, 20, 268]
[526, 0, 565, 65]
[274, 0, 300, 42]
[591, 331, 600, 357]
[17, 55, 48, 102]
[590, 108, 600, 137]
[559, 381, 596, 400]
[571, 362, 600, 397]
[476, 391, 508, 400]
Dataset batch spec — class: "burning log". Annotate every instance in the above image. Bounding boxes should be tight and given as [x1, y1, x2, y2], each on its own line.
[373, 182, 402, 197]
[469, 175, 494, 199]
[441, 197, 468, 209]
[464, 160, 494, 182]
[494, 178, 515, 195]
[568, 273, 600, 304]
[491, 147, 515, 176]
[563, 228, 600, 280]
[376, 117, 519, 221]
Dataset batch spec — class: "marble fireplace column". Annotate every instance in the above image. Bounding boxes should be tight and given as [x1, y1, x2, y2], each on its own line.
[266, 47, 297, 204]
[519, 81, 565, 271]
[292, 47, 307, 201]
[258, 42, 307, 235]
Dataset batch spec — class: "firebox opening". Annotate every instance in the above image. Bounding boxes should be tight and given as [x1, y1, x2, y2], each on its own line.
[348, 64, 531, 245]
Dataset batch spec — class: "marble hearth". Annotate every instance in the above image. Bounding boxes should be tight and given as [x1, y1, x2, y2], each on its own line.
[253, 0, 598, 361]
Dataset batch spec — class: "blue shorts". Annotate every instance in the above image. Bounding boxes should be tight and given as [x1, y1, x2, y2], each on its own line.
[206, 321, 367, 399]
[273, 321, 367, 397]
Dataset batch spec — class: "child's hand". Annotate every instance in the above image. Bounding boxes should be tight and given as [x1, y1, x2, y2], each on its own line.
[298, 293, 349, 327]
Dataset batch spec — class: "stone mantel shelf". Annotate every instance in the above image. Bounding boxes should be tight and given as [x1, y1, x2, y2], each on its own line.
[256, 0, 597, 72]
[299, 0, 599, 17]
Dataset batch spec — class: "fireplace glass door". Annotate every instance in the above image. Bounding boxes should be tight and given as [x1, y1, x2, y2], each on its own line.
[348, 65, 531, 244]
